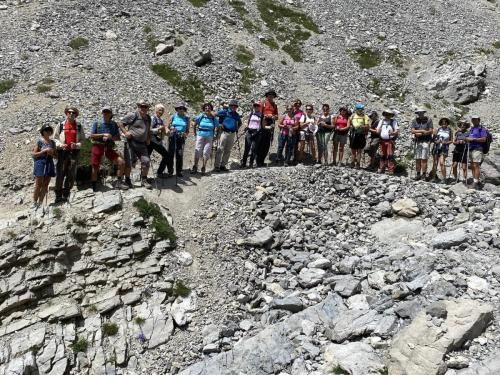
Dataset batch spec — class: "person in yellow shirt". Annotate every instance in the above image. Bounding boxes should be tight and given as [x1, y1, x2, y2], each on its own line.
[347, 103, 371, 168]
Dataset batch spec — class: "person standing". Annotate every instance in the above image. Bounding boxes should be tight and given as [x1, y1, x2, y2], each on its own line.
[192, 103, 218, 175]
[119, 100, 152, 189]
[256, 89, 278, 167]
[214, 100, 242, 172]
[348, 103, 370, 168]
[465, 115, 489, 189]
[410, 109, 434, 181]
[430, 117, 453, 183]
[364, 111, 380, 170]
[331, 107, 349, 166]
[376, 110, 399, 174]
[54, 106, 86, 203]
[32, 125, 57, 210]
[148, 104, 170, 178]
[89, 107, 128, 191]
[316, 104, 334, 165]
[298, 104, 317, 163]
[292, 99, 304, 164]
[276, 105, 298, 166]
[452, 121, 470, 183]
[166, 102, 190, 178]
[241, 102, 263, 168]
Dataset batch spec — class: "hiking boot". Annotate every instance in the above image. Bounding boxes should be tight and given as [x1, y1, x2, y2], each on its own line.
[284, 162, 289, 167]
[92, 181, 98, 192]
[191, 166, 198, 174]
[213, 167, 221, 173]
[201, 166, 206, 175]
[177, 172, 184, 178]
[54, 196, 64, 204]
[114, 179, 129, 190]
[413, 174, 421, 181]
[141, 178, 152, 190]
[31, 203, 40, 211]
[125, 177, 133, 188]
[240, 163, 246, 169]
[219, 166, 229, 172]
[157, 172, 172, 179]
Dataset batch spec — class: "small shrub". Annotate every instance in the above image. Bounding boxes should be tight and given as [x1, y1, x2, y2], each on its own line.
[235, 45, 254, 66]
[71, 337, 89, 353]
[493, 40, 500, 49]
[377, 369, 389, 375]
[332, 366, 349, 375]
[350, 47, 383, 69]
[172, 280, 191, 298]
[68, 37, 89, 50]
[477, 47, 494, 55]
[261, 38, 279, 50]
[243, 19, 261, 34]
[424, 102, 432, 109]
[20, 54, 29, 61]
[174, 38, 184, 47]
[386, 49, 405, 68]
[187, 0, 210, 7]
[102, 322, 119, 336]
[37, 84, 52, 93]
[0, 79, 15, 94]
[52, 207, 62, 219]
[151, 63, 205, 106]
[368, 77, 385, 97]
[143, 25, 152, 34]
[5, 230, 17, 240]
[134, 316, 146, 326]
[72, 215, 86, 226]
[240, 67, 257, 94]
[133, 198, 177, 242]
[88, 304, 97, 313]
[146, 34, 160, 53]
[230, 0, 248, 15]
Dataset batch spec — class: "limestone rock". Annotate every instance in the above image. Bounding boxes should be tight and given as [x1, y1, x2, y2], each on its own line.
[245, 227, 273, 247]
[432, 228, 467, 248]
[323, 342, 385, 375]
[392, 198, 420, 218]
[93, 191, 122, 214]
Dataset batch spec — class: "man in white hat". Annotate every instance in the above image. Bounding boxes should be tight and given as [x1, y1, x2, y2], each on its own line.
[376, 109, 399, 174]
[410, 108, 433, 180]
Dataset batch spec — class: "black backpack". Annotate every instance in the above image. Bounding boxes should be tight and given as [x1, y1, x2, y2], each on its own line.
[484, 129, 493, 155]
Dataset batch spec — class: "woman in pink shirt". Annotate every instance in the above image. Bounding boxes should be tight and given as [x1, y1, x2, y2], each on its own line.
[332, 107, 349, 165]
[277, 105, 298, 166]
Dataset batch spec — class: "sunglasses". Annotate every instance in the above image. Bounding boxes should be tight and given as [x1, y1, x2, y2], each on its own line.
[306, 108, 313, 111]
[67, 111, 75, 114]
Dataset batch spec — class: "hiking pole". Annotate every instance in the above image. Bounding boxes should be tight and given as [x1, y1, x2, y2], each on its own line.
[235, 130, 242, 160]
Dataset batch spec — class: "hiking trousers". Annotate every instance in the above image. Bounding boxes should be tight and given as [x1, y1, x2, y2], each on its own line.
[147, 140, 169, 175]
[277, 134, 295, 163]
[256, 128, 272, 166]
[316, 131, 333, 162]
[215, 131, 236, 168]
[166, 133, 185, 174]
[242, 129, 260, 167]
[55, 150, 80, 198]
[379, 140, 395, 172]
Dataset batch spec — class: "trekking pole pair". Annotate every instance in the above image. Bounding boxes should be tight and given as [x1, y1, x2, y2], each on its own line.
[456, 142, 469, 184]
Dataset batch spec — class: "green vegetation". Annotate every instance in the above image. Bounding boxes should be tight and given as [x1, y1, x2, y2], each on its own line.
[37, 84, 52, 93]
[169, 280, 191, 298]
[261, 37, 279, 50]
[331, 366, 349, 374]
[349, 47, 383, 69]
[146, 34, 160, 53]
[477, 47, 494, 55]
[0, 79, 15, 94]
[133, 198, 177, 243]
[256, 0, 319, 62]
[68, 37, 89, 50]
[102, 322, 119, 336]
[20, 53, 29, 61]
[174, 37, 184, 47]
[71, 337, 89, 353]
[151, 63, 205, 106]
[368, 77, 385, 97]
[493, 40, 500, 49]
[377, 369, 389, 375]
[236, 45, 255, 65]
[243, 19, 261, 34]
[42, 77, 55, 84]
[387, 49, 405, 68]
[4, 230, 17, 240]
[424, 102, 432, 110]
[240, 67, 257, 94]
[143, 25, 152, 34]
[52, 207, 62, 219]
[187, 0, 210, 7]
[134, 316, 146, 326]
[229, 0, 248, 15]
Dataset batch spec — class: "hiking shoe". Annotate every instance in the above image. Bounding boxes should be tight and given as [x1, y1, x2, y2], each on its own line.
[213, 167, 221, 173]
[284, 162, 289, 167]
[54, 196, 64, 204]
[177, 172, 184, 178]
[31, 203, 40, 211]
[219, 166, 229, 172]
[191, 166, 198, 174]
[413, 174, 421, 181]
[201, 166, 206, 175]
[377, 169, 384, 174]
[239, 163, 247, 169]
[125, 177, 133, 188]
[92, 181, 98, 192]
[141, 178, 152, 190]
[114, 179, 129, 190]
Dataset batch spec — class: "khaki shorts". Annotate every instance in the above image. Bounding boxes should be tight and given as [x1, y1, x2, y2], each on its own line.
[470, 149, 484, 163]
[415, 142, 430, 160]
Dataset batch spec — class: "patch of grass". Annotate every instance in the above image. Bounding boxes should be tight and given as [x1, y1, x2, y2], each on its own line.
[151, 63, 205, 106]
[20, 54, 29, 61]
[256, 0, 318, 61]
[240, 67, 257, 94]
[235, 45, 254, 65]
[102, 322, 119, 336]
[0, 79, 15, 94]
[424, 102, 432, 110]
[174, 38, 184, 47]
[72, 215, 86, 226]
[493, 40, 500, 49]
[349, 47, 383, 69]
[171, 280, 191, 298]
[146, 34, 160, 53]
[133, 198, 177, 243]
[377, 369, 389, 375]
[71, 337, 89, 353]
[37, 84, 52, 93]
[187, 0, 210, 7]
[331, 366, 349, 375]
[88, 304, 97, 313]
[52, 207, 62, 219]
[134, 316, 146, 326]
[41, 77, 55, 85]
[229, 0, 248, 15]
[386, 49, 405, 68]
[261, 37, 279, 50]
[368, 77, 385, 97]
[68, 37, 89, 50]
[143, 25, 152, 34]
[477, 47, 494, 55]
[243, 18, 261, 34]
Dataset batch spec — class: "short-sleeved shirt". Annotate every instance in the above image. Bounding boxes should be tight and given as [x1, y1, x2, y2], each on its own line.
[171, 114, 190, 134]
[91, 120, 120, 145]
[454, 130, 467, 154]
[195, 113, 218, 138]
[411, 117, 433, 142]
[121, 112, 151, 143]
[280, 114, 295, 136]
[467, 126, 488, 151]
[377, 119, 399, 140]
[248, 112, 263, 130]
[218, 109, 241, 133]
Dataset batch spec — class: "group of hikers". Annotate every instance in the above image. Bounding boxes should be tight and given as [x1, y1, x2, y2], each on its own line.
[31, 89, 492, 210]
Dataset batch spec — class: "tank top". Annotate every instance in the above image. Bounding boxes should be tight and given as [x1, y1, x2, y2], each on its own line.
[248, 112, 263, 130]
[335, 115, 348, 133]
[318, 114, 333, 133]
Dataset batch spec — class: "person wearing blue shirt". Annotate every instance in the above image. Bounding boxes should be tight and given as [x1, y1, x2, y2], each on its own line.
[191, 102, 218, 175]
[166, 102, 190, 178]
[214, 99, 242, 172]
[465, 115, 488, 189]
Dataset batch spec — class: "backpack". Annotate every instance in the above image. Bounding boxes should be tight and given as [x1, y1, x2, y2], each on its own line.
[484, 128, 493, 154]
[379, 119, 398, 140]
[91, 121, 118, 145]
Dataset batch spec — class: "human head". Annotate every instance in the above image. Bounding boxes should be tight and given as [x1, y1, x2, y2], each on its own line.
[382, 109, 394, 119]
[322, 103, 330, 114]
[202, 102, 214, 113]
[286, 105, 294, 114]
[339, 106, 348, 116]
[155, 104, 165, 117]
[40, 124, 53, 138]
[459, 121, 470, 131]
[265, 89, 277, 102]
[369, 111, 379, 122]
[101, 106, 113, 122]
[64, 106, 79, 121]
[439, 117, 450, 127]
[471, 115, 480, 127]
[175, 101, 187, 114]
[293, 99, 302, 110]
[305, 104, 314, 113]
[252, 101, 261, 112]
[137, 100, 150, 116]
[355, 103, 365, 114]
[415, 108, 426, 119]
[229, 99, 239, 111]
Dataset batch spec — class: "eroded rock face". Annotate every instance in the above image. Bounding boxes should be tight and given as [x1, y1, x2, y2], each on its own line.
[389, 299, 494, 375]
